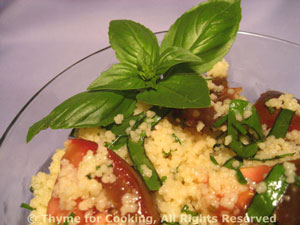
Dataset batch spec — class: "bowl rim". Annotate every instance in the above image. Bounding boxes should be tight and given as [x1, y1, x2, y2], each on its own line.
[1, 30, 300, 146]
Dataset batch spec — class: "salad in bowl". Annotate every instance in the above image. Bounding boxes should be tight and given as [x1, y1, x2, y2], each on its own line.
[18, 0, 300, 225]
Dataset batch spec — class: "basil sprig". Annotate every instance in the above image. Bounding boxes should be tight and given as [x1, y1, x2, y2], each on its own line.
[27, 0, 241, 142]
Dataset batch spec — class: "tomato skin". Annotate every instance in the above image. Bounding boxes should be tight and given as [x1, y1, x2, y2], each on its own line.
[63, 139, 98, 167]
[47, 138, 160, 225]
[240, 165, 271, 183]
[254, 90, 300, 131]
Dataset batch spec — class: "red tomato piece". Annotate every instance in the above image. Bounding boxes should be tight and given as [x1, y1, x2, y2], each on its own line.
[47, 138, 160, 225]
[254, 90, 300, 131]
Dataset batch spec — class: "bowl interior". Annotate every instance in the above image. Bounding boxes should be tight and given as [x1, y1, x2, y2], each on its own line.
[1, 32, 300, 225]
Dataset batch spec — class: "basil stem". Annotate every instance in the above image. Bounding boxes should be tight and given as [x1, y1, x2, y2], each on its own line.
[20, 203, 35, 211]
[268, 108, 295, 139]
[128, 138, 161, 191]
[246, 164, 288, 225]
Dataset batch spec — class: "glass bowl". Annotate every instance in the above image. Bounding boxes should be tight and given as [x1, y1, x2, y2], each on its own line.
[1, 32, 300, 225]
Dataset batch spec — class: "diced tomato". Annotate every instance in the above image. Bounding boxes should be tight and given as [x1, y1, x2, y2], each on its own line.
[254, 90, 300, 131]
[47, 138, 160, 225]
[63, 139, 98, 168]
[241, 165, 271, 183]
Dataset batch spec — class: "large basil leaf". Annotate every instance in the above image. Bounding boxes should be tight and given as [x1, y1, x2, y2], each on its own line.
[27, 91, 136, 142]
[88, 63, 150, 91]
[161, 0, 241, 74]
[136, 73, 210, 108]
[109, 20, 160, 72]
[157, 47, 203, 75]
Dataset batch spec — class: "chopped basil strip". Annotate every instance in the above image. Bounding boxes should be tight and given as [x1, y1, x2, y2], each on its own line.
[247, 153, 296, 162]
[246, 164, 288, 225]
[268, 106, 275, 114]
[128, 138, 162, 191]
[181, 205, 198, 216]
[295, 175, 300, 187]
[223, 157, 246, 185]
[172, 133, 182, 144]
[30, 186, 34, 193]
[163, 149, 177, 158]
[162, 221, 179, 225]
[63, 212, 75, 225]
[213, 115, 228, 128]
[105, 135, 128, 150]
[20, 203, 35, 211]
[210, 154, 219, 165]
[161, 176, 167, 184]
[268, 108, 295, 139]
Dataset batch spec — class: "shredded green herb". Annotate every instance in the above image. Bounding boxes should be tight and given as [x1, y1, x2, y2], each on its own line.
[181, 205, 198, 216]
[247, 153, 295, 162]
[63, 212, 76, 225]
[213, 115, 228, 128]
[268, 106, 275, 114]
[161, 176, 167, 184]
[30, 186, 34, 193]
[20, 203, 35, 211]
[172, 133, 182, 145]
[209, 154, 219, 165]
[295, 175, 300, 187]
[268, 108, 295, 139]
[162, 149, 177, 158]
[107, 164, 113, 168]
[96, 165, 101, 170]
[162, 221, 179, 225]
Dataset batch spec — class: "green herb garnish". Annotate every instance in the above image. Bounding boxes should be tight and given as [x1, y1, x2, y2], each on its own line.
[223, 157, 246, 185]
[107, 164, 113, 168]
[246, 164, 288, 225]
[63, 212, 75, 225]
[268, 108, 295, 139]
[247, 153, 296, 162]
[128, 138, 162, 191]
[20, 203, 35, 211]
[30, 186, 34, 193]
[162, 149, 177, 158]
[172, 133, 182, 145]
[161, 176, 167, 184]
[209, 154, 219, 165]
[213, 115, 228, 128]
[27, 0, 242, 142]
[295, 175, 300, 187]
[181, 205, 198, 216]
[96, 165, 101, 170]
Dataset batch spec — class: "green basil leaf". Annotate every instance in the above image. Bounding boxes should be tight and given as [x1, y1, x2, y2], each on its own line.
[246, 164, 288, 225]
[128, 138, 162, 191]
[157, 47, 203, 75]
[109, 20, 159, 69]
[136, 48, 158, 81]
[88, 63, 150, 91]
[27, 91, 136, 142]
[136, 73, 210, 109]
[268, 108, 295, 139]
[105, 136, 128, 150]
[161, 0, 241, 74]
